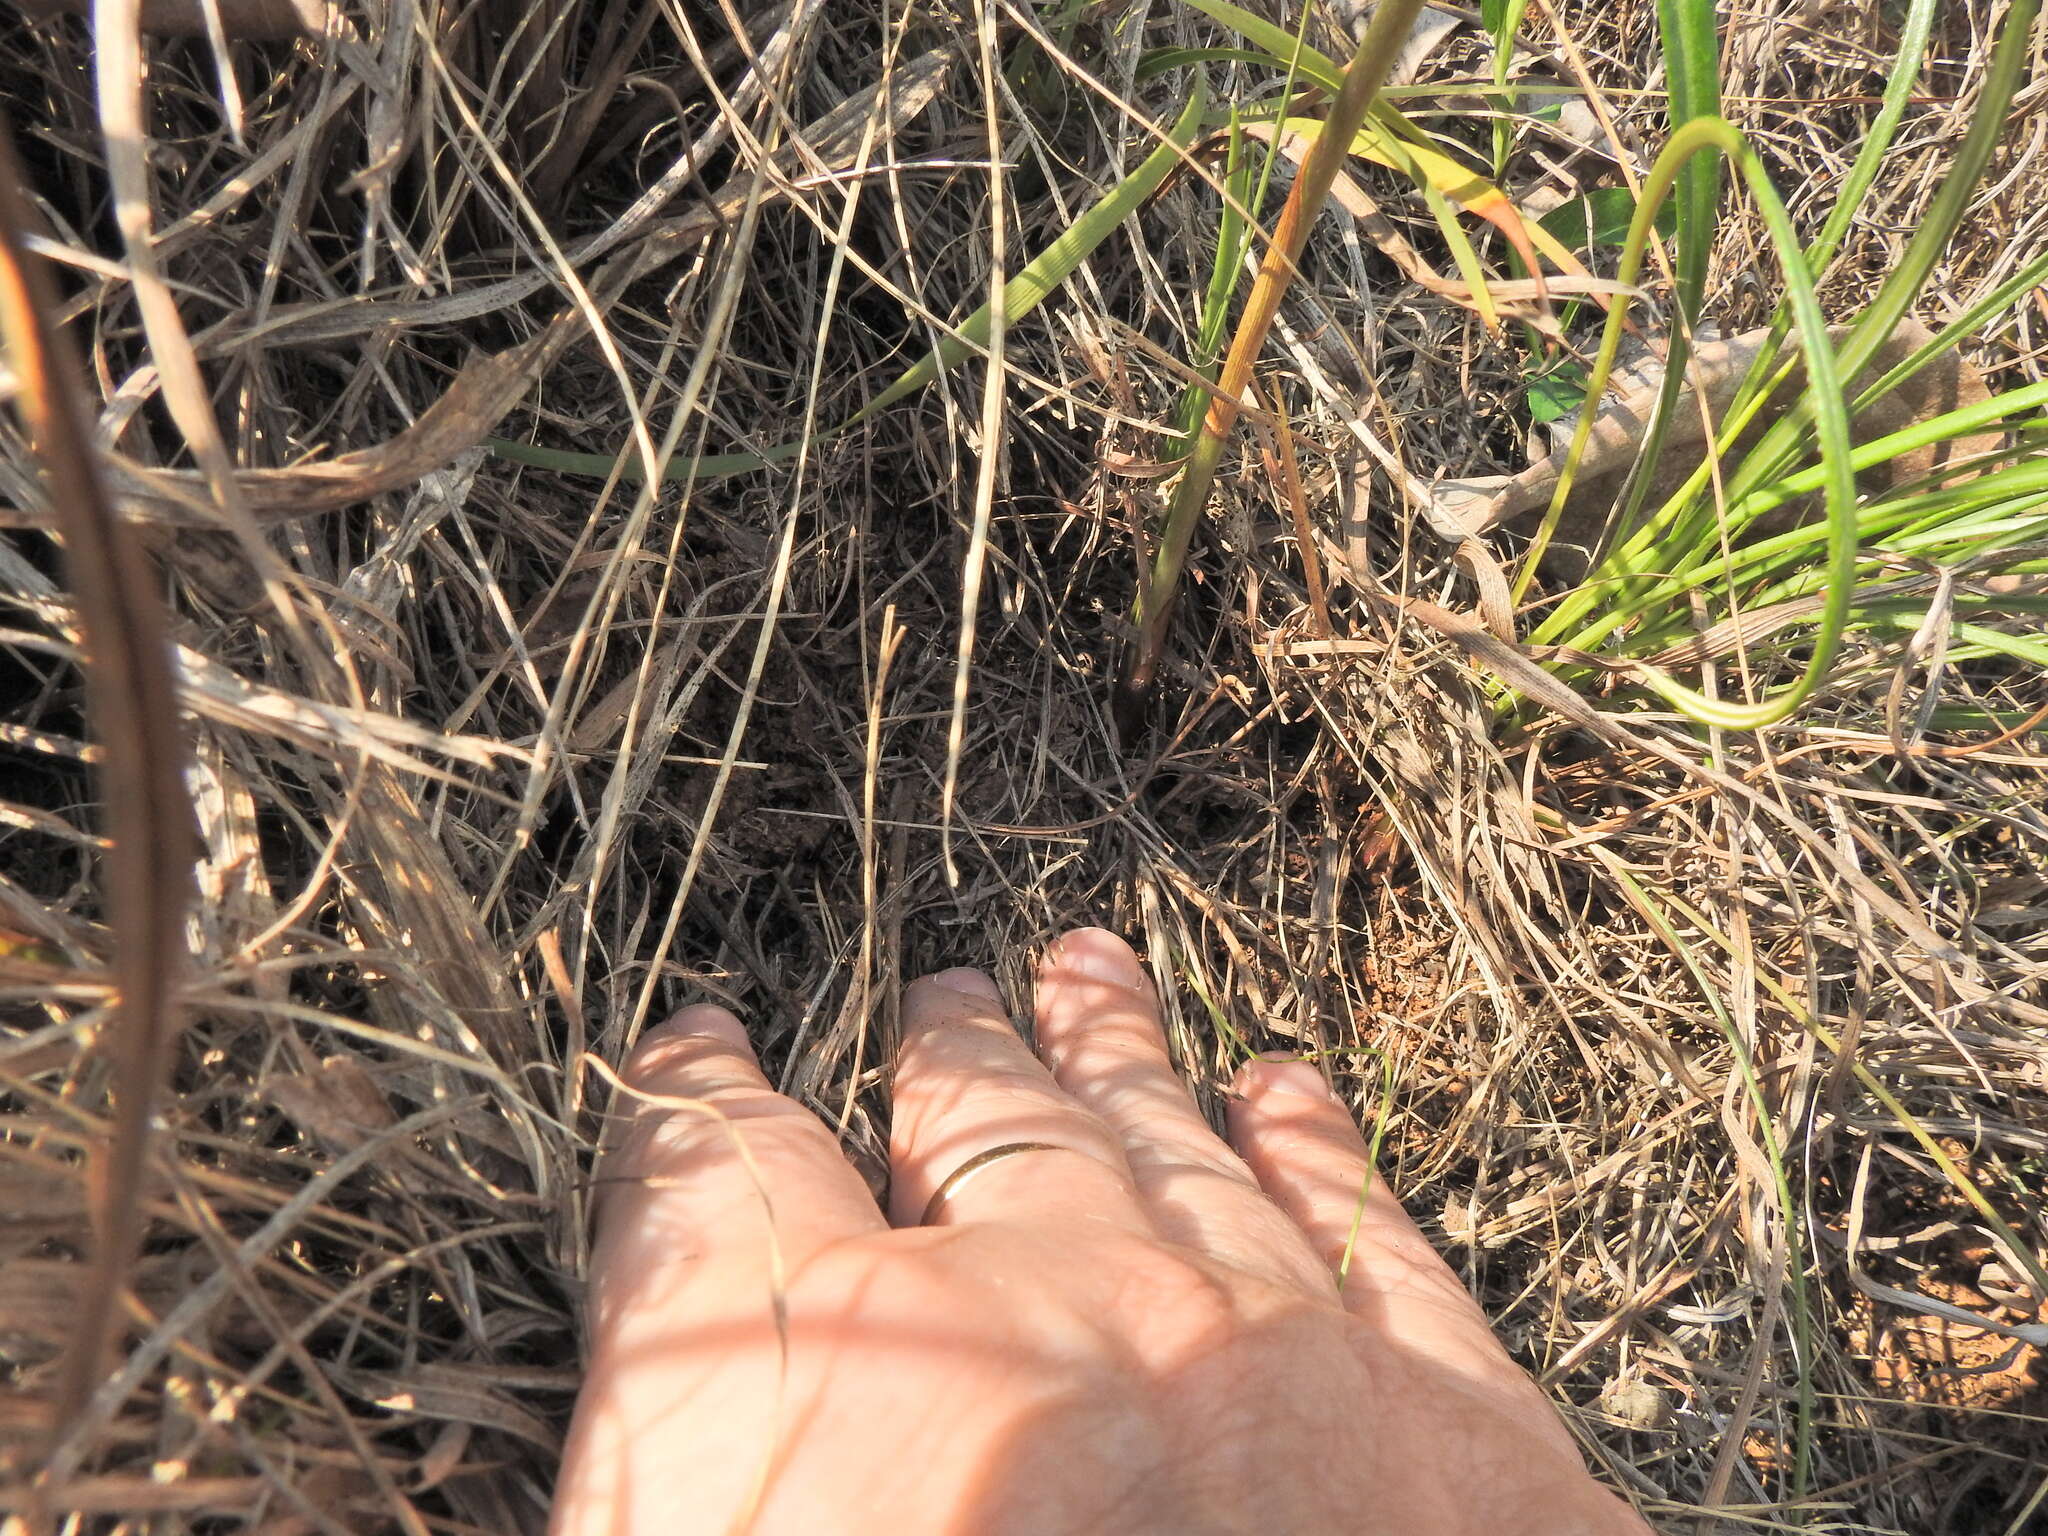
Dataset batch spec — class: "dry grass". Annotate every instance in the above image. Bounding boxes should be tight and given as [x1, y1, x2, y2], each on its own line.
[1, 0, 2044, 1530]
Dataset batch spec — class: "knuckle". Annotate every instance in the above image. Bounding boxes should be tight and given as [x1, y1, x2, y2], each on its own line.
[1048, 1032, 1169, 1080]
[1131, 1135, 1252, 1186]
[623, 1090, 832, 1171]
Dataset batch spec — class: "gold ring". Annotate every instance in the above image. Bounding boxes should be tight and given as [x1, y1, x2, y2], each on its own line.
[920, 1140, 1072, 1226]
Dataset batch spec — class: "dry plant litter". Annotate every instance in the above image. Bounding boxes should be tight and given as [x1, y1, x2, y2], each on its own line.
[0, 0, 2045, 1530]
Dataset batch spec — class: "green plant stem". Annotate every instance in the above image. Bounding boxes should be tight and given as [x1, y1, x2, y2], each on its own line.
[1580, 0, 1721, 579]
[1484, 0, 1530, 177]
[1122, 0, 1429, 715]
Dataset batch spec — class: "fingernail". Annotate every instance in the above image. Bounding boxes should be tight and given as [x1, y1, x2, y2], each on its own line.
[929, 967, 1003, 1003]
[1251, 1055, 1331, 1099]
[1052, 928, 1146, 989]
[666, 1004, 750, 1048]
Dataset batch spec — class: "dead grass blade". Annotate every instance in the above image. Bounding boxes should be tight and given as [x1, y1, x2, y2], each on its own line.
[0, 117, 196, 1454]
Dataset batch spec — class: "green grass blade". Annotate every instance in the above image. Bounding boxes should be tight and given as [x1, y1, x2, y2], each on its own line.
[1171, 2, 1318, 450]
[843, 78, 1210, 431]
[1620, 456, 2048, 622]
[1484, 0, 1530, 175]
[1416, 177, 1500, 329]
[1801, 0, 1937, 281]
[1656, 0, 1721, 320]
[1715, 0, 2041, 510]
[1519, 117, 1857, 729]
[1849, 252, 2048, 421]
[1174, 111, 1258, 447]
[1831, 0, 2039, 389]
[1584, 0, 1721, 564]
[1643, 379, 2048, 573]
[1179, 0, 1347, 93]
[494, 81, 1209, 484]
[1136, 45, 1303, 81]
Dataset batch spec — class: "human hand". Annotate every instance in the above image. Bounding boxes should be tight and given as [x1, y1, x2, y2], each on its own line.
[553, 928, 1649, 1535]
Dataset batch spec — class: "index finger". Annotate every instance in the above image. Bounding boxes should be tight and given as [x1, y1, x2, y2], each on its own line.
[593, 1005, 886, 1313]
[558, 1008, 887, 1536]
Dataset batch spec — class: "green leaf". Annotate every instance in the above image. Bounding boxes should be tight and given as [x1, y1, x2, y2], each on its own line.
[1537, 187, 1672, 251]
[1135, 46, 1289, 83]
[1179, 0, 1346, 92]
[1526, 361, 1588, 423]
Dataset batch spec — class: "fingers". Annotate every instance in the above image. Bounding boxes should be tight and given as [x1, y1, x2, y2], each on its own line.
[561, 1010, 887, 1536]
[1226, 1056, 1632, 1489]
[1225, 1059, 1506, 1348]
[888, 969, 1147, 1232]
[591, 1005, 886, 1330]
[1034, 930, 1332, 1296]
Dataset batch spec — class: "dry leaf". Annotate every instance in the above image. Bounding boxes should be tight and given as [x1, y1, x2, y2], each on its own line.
[0, 117, 196, 1443]
[1436, 320, 2000, 570]
[265, 1053, 400, 1155]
